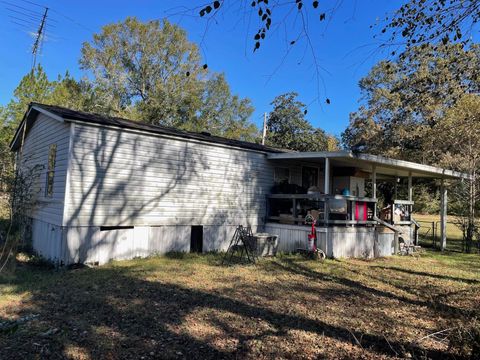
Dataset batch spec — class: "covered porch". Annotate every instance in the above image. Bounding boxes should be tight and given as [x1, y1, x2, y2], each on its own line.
[264, 151, 465, 257]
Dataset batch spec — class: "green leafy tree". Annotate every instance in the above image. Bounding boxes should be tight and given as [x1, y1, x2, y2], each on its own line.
[3, 65, 54, 128]
[0, 66, 53, 204]
[430, 94, 480, 175]
[0, 66, 92, 200]
[81, 17, 203, 123]
[266, 92, 329, 151]
[50, 72, 96, 112]
[342, 43, 480, 161]
[0, 108, 14, 194]
[342, 43, 480, 222]
[80, 17, 257, 139]
[187, 74, 257, 141]
[1, 65, 92, 130]
[429, 94, 480, 252]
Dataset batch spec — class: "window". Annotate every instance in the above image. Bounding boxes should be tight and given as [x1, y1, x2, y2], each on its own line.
[45, 144, 57, 197]
[302, 166, 319, 190]
[274, 167, 290, 183]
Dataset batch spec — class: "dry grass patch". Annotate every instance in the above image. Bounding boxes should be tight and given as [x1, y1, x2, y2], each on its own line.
[0, 251, 479, 359]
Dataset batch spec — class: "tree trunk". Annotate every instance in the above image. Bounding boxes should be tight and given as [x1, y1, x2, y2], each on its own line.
[466, 169, 476, 253]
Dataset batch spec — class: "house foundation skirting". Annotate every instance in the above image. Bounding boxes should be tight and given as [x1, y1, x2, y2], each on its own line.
[264, 223, 397, 258]
[30, 219, 261, 265]
[30, 217, 402, 264]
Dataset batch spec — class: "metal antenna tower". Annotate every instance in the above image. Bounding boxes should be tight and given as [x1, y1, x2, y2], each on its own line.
[31, 6, 48, 69]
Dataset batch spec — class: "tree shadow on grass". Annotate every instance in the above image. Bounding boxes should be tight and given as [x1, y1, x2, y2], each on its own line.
[0, 259, 459, 360]
[265, 257, 471, 318]
[370, 265, 480, 285]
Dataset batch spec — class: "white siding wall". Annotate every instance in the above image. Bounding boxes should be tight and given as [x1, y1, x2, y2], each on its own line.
[61, 226, 155, 265]
[264, 223, 315, 252]
[58, 123, 275, 264]
[19, 115, 399, 265]
[19, 113, 70, 226]
[203, 225, 262, 252]
[375, 228, 395, 257]
[31, 218, 64, 261]
[327, 227, 375, 258]
[65, 123, 274, 227]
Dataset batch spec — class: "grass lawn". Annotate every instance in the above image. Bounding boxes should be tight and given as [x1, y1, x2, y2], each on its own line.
[1, 251, 479, 359]
[413, 214, 474, 252]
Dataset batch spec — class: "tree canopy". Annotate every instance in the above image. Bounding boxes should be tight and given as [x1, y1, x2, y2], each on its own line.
[342, 43, 480, 161]
[430, 94, 480, 175]
[0, 65, 93, 190]
[266, 92, 334, 152]
[81, 17, 203, 123]
[342, 42, 480, 218]
[0, 18, 266, 192]
[1, 65, 93, 129]
[188, 0, 480, 100]
[80, 17, 257, 139]
[432, 93, 480, 250]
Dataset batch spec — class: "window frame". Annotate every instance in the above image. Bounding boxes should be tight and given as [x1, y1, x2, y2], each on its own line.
[45, 143, 57, 198]
[274, 166, 291, 184]
[301, 165, 320, 189]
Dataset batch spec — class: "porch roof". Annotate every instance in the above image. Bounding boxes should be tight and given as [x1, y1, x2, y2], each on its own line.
[267, 151, 468, 180]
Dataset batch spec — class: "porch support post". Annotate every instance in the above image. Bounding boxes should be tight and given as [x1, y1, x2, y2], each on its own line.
[408, 172, 413, 202]
[440, 179, 448, 251]
[372, 165, 377, 218]
[324, 157, 330, 194]
[324, 157, 331, 226]
[394, 178, 398, 200]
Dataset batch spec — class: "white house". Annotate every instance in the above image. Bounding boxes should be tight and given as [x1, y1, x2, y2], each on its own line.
[10, 103, 465, 265]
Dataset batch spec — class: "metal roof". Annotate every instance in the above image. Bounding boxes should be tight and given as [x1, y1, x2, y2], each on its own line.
[267, 151, 468, 179]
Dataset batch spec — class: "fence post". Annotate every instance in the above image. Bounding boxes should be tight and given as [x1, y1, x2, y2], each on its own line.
[440, 180, 448, 251]
[432, 221, 435, 248]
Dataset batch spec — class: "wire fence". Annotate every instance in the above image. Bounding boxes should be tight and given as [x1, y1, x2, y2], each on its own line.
[416, 219, 480, 253]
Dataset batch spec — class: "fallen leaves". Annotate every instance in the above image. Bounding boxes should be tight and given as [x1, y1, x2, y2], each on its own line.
[0, 252, 478, 359]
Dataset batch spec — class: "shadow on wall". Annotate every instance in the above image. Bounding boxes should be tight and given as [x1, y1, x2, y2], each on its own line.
[63, 126, 273, 263]
[201, 150, 271, 252]
[65, 127, 209, 263]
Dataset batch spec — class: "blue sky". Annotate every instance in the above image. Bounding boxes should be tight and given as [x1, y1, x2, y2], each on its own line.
[0, 0, 403, 136]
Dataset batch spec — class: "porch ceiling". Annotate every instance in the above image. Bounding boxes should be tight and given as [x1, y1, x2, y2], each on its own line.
[267, 151, 468, 180]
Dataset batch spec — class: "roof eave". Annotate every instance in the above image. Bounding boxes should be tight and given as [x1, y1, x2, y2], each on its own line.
[267, 151, 470, 180]
[10, 104, 65, 151]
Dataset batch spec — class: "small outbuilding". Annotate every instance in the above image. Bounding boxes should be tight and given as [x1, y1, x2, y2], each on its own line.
[10, 103, 466, 264]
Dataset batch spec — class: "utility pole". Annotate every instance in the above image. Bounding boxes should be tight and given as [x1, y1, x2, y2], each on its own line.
[32, 7, 49, 69]
[261, 112, 267, 145]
